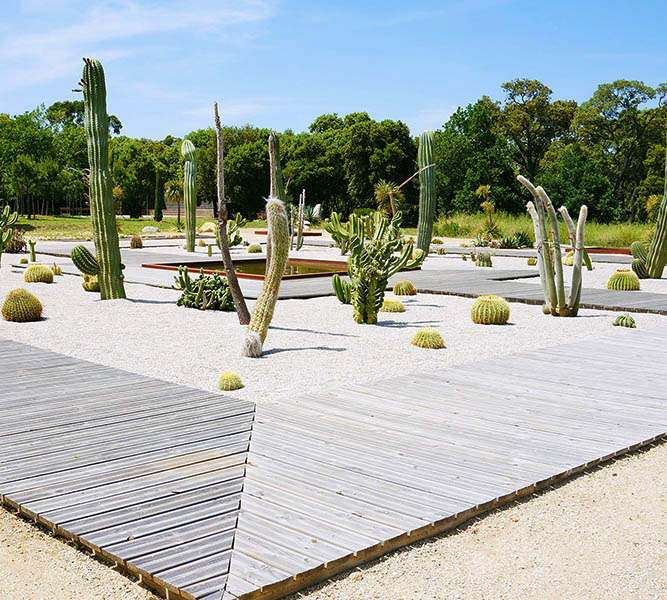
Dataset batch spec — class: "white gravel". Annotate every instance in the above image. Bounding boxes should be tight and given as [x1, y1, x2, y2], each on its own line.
[1, 251, 665, 405]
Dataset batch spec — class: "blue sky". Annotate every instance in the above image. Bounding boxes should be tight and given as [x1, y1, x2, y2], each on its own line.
[2, 0, 666, 139]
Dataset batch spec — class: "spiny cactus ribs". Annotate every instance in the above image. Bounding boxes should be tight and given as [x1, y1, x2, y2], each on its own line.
[471, 295, 510, 325]
[24, 264, 54, 284]
[411, 327, 444, 349]
[392, 279, 417, 295]
[416, 131, 435, 253]
[181, 139, 197, 252]
[612, 313, 636, 328]
[607, 269, 640, 291]
[2, 288, 42, 322]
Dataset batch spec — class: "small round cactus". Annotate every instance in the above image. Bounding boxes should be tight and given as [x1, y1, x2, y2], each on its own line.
[476, 252, 492, 267]
[247, 243, 262, 254]
[431, 238, 443, 245]
[471, 295, 510, 325]
[218, 371, 243, 391]
[130, 235, 143, 249]
[607, 269, 640, 291]
[411, 328, 445, 349]
[197, 239, 206, 247]
[19, 257, 28, 264]
[412, 248, 426, 261]
[562, 250, 574, 266]
[527, 257, 537, 266]
[380, 298, 405, 313]
[612, 313, 636, 328]
[2, 289, 43, 322]
[24, 264, 54, 284]
[51, 262, 63, 276]
[436, 247, 447, 255]
[82, 274, 100, 292]
[393, 280, 417, 295]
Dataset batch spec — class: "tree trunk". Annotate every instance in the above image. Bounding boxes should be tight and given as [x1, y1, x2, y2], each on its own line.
[214, 102, 250, 325]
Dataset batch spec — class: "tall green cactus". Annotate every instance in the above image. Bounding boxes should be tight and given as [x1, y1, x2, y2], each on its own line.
[242, 197, 289, 357]
[181, 139, 197, 252]
[416, 131, 436, 253]
[0, 205, 18, 269]
[80, 58, 125, 299]
[631, 153, 667, 278]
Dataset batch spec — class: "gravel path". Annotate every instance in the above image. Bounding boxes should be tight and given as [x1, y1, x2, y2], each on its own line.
[288, 442, 667, 600]
[1, 250, 665, 599]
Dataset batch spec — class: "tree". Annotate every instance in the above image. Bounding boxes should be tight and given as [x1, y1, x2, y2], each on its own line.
[499, 79, 577, 181]
[164, 180, 183, 227]
[11, 154, 40, 218]
[572, 80, 667, 221]
[46, 100, 123, 134]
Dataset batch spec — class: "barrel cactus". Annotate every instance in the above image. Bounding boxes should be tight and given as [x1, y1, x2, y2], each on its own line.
[71, 245, 99, 275]
[630, 241, 650, 278]
[242, 197, 289, 357]
[197, 239, 206, 247]
[476, 252, 492, 267]
[332, 274, 352, 304]
[393, 279, 417, 295]
[380, 298, 405, 312]
[24, 264, 54, 284]
[181, 139, 197, 252]
[612, 313, 636, 328]
[471, 295, 510, 325]
[607, 269, 640, 291]
[19, 257, 28, 264]
[436, 247, 447, 255]
[411, 327, 445, 349]
[130, 235, 143, 249]
[79, 58, 125, 299]
[416, 131, 436, 253]
[82, 274, 100, 292]
[527, 257, 537, 266]
[218, 371, 243, 391]
[562, 250, 574, 266]
[2, 289, 42, 322]
[247, 243, 262, 254]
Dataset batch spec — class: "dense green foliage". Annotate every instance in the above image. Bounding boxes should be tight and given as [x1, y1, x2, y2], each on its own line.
[1, 78, 666, 228]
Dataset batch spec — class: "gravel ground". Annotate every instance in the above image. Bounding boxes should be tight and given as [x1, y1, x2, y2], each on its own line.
[289, 442, 667, 600]
[1, 249, 665, 600]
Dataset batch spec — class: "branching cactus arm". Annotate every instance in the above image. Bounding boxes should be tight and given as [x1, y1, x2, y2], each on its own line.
[537, 186, 566, 313]
[569, 205, 587, 313]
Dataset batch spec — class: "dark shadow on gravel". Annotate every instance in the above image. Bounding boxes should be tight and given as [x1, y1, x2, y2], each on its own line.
[270, 325, 359, 338]
[262, 346, 347, 356]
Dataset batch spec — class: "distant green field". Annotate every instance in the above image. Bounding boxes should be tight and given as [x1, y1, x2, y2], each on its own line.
[402, 211, 653, 248]
[14, 216, 267, 240]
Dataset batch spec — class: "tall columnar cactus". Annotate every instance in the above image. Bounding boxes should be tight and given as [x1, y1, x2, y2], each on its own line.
[518, 175, 587, 317]
[416, 131, 436, 253]
[242, 198, 289, 357]
[631, 152, 667, 278]
[293, 189, 306, 251]
[0, 205, 19, 269]
[28, 239, 36, 262]
[181, 139, 197, 252]
[79, 58, 125, 299]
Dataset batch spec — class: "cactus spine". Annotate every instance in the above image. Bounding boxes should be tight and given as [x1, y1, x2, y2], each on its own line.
[242, 197, 289, 357]
[181, 139, 197, 252]
[416, 131, 436, 253]
[80, 58, 125, 299]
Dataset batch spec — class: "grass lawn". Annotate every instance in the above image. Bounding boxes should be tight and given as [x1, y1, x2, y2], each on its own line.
[401, 211, 653, 248]
[15, 216, 267, 239]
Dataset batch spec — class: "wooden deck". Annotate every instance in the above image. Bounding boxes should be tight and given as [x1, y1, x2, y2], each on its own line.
[1, 329, 666, 599]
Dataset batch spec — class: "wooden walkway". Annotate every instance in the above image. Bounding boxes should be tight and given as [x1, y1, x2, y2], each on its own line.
[1, 329, 666, 599]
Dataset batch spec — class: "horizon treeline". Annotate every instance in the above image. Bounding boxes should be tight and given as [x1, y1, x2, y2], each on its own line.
[1, 77, 665, 224]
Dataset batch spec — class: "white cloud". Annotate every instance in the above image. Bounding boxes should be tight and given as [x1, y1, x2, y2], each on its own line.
[0, 0, 274, 92]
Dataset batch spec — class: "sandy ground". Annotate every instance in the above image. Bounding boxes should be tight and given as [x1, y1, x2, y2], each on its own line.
[0, 247, 665, 599]
[289, 442, 667, 600]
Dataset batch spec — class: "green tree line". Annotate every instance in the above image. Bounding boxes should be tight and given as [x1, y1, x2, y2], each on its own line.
[1, 78, 665, 224]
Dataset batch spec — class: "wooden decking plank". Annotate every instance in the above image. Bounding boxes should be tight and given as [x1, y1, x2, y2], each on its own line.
[153, 549, 232, 590]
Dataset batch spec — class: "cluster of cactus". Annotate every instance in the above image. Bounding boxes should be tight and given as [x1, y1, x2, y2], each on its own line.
[247, 243, 262, 254]
[471, 295, 510, 325]
[130, 235, 143, 249]
[323, 211, 391, 255]
[436, 247, 447, 255]
[332, 273, 352, 304]
[411, 327, 444, 349]
[348, 212, 425, 324]
[218, 371, 243, 391]
[28, 239, 36, 262]
[476, 251, 492, 267]
[630, 147, 667, 278]
[2, 288, 42, 322]
[380, 298, 405, 312]
[75, 58, 125, 299]
[290, 189, 306, 250]
[393, 279, 417, 295]
[82, 274, 100, 292]
[416, 131, 436, 253]
[518, 176, 587, 317]
[216, 213, 248, 249]
[0, 205, 19, 269]
[51, 262, 62, 276]
[607, 269, 640, 291]
[181, 139, 197, 252]
[24, 264, 54, 283]
[172, 266, 234, 311]
[612, 313, 636, 328]
[527, 256, 537, 266]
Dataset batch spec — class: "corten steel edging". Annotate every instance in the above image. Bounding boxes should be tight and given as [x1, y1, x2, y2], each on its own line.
[564, 246, 631, 255]
[254, 230, 323, 236]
